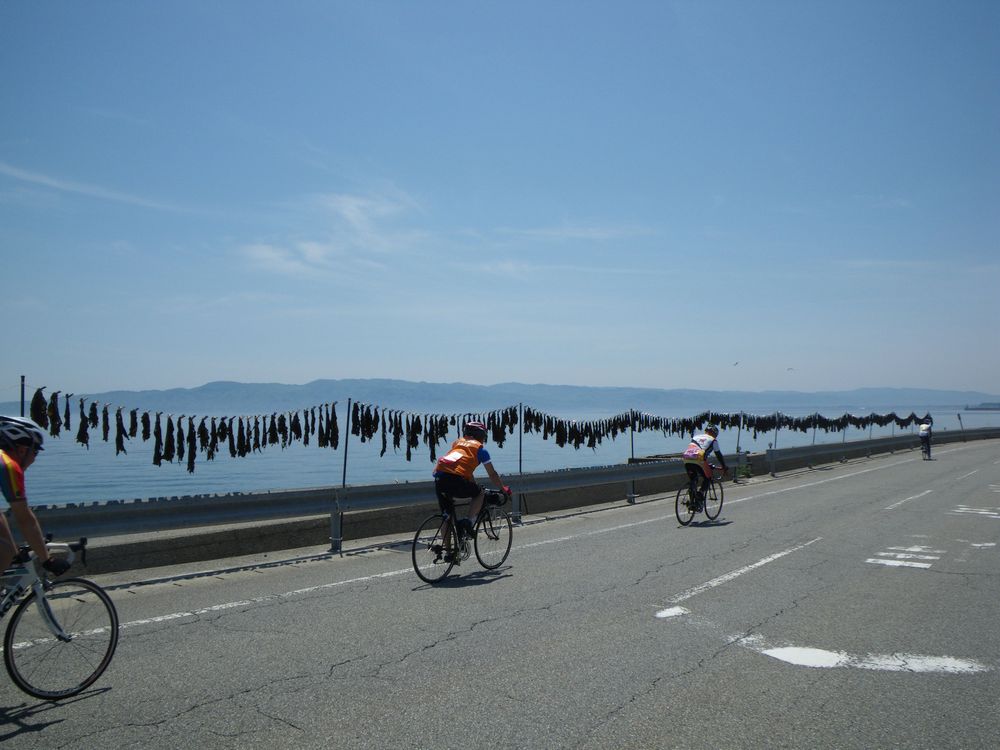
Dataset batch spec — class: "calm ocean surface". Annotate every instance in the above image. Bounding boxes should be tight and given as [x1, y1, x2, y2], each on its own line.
[10, 403, 997, 507]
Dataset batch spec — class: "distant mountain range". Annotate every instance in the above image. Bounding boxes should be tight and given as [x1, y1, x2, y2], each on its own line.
[3, 379, 998, 418]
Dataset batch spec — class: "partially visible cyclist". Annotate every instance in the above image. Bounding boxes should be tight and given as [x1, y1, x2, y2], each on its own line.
[433, 420, 510, 561]
[681, 425, 729, 510]
[918, 416, 933, 459]
[0, 416, 71, 578]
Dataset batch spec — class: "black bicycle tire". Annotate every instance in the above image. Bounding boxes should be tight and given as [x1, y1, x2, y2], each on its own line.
[704, 480, 724, 520]
[474, 510, 513, 570]
[4, 577, 119, 700]
[675, 487, 695, 526]
[412, 514, 456, 584]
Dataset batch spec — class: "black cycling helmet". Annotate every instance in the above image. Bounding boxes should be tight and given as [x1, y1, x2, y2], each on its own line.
[705, 425, 720, 436]
[463, 420, 488, 442]
[0, 416, 45, 453]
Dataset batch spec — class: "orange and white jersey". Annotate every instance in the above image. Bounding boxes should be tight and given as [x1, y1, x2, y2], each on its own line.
[433, 438, 492, 481]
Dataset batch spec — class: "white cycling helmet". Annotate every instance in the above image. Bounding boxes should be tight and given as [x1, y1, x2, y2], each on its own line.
[0, 416, 46, 452]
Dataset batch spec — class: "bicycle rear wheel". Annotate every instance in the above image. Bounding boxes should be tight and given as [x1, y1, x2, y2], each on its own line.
[675, 487, 695, 526]
[412, 514, 456, 584]
[4, 577, 119, 700]
[704, 480, 724, 520]
[475, 509, 512, 569]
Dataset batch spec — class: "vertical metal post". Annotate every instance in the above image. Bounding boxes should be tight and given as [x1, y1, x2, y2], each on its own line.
[20, 375, 25, 417]
[332, 398, 351, 553]
[514, 403, 523, 524]
[773, 412, 780, 450]
[812, 414, 817, 445]
[627, 411, 636, 504]
[957, 413, 965, 442]
[734, 413, 744, 484]
[341, 398, 352, 488]
[518, 402, 523, 475]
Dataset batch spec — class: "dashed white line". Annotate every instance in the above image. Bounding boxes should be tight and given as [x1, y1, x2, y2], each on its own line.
[655, 538, 822, 617]
[885, 489, 932, 511]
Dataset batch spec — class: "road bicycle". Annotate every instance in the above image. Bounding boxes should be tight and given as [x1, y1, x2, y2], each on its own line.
[675, 465, 725, 526]
[1, 538, 119, 700]
[412, 488, 513, 584]
[920, 437, 931, 460]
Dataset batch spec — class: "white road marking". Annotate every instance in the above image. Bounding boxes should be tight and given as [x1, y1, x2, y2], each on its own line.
[955, 469, 980, 481]
[655, 538, 822, 616]
[885, 489, 932, 511]
[654, 606, 689, 619]
[952, 506, 1000, 519]
[866, 558, 932, 569]
[756, 645, 988, 674]
[888, 545, 945, 553]
[876, 552, 939, 560]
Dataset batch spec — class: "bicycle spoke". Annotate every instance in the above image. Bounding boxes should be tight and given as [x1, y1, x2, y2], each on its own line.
[4, 578, 119, 700]
[411, 514, 455, 584]
[474, 510, 512, 569]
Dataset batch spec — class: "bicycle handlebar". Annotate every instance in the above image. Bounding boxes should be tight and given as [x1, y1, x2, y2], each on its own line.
[14, 537, 87, 567]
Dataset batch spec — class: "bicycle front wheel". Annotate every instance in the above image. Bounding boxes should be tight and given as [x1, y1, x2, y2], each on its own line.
[704, 480, 724, 520]
[675, 487, 695, 526]
[475, 509, 512, 569]
[412, 514, 455, 584]
[4, 577, 119, 700]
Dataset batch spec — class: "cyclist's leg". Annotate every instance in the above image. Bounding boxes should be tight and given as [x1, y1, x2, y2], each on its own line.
[0, 515, 17, 574]
[434, 480, 458, 553]
[700, 462, 712, 496]
[684, 463, 699, 495]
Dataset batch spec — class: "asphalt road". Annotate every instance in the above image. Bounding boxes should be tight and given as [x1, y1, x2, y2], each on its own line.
[3, 440, 999, 749]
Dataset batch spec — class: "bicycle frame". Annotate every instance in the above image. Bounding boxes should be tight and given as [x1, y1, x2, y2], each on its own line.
[1, 543, 77, 641]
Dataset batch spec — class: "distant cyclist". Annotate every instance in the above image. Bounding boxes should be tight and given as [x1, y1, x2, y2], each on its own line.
[433, 421, 510, 550]
[918, 416, 933, 460]
[682, 425, 729, 509]
[0, 416, 71, 577]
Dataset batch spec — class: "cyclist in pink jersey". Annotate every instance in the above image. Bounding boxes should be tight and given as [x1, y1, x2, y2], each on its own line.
[681, 425, 729, 509]
[0, 416, 71, 577]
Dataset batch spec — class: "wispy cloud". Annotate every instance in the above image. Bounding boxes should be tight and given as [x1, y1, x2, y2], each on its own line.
[497, 223, 653, 242]
[0, 160, 180, 211]
[465, 259, 666, 278]
[240, 189, 425, 278]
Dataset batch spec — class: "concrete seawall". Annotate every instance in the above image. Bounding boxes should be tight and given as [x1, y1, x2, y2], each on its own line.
[23, 427, 1000, 574]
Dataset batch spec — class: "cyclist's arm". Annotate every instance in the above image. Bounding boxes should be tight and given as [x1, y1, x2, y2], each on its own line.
[8, 500, 52, 563]
[484, 462, 507, 492]
[713, 447, 729, 471]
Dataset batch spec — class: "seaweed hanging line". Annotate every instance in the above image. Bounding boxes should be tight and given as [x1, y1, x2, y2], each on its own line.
[24, 386, 930, 474]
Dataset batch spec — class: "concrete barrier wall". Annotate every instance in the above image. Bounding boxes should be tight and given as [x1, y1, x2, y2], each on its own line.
[18, 427, 999, 574]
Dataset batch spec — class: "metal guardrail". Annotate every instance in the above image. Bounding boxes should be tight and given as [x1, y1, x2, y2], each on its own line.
[31, 459, 687, 548]
[28, 428, 1000, 548]
[328, 460, 686, 551]
[765, 427, 1000, 476]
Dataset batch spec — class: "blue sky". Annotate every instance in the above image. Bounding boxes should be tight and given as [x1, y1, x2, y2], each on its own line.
[2, 0, 998, 399]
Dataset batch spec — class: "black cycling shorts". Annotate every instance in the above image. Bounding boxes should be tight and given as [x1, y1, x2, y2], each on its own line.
[434, 472, 482, 513]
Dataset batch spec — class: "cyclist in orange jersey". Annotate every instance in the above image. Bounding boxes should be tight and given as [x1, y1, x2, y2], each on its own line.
[433, 420, 510, 541]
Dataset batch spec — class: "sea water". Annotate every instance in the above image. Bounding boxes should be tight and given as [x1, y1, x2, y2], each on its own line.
[8, 404, 996, 507]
